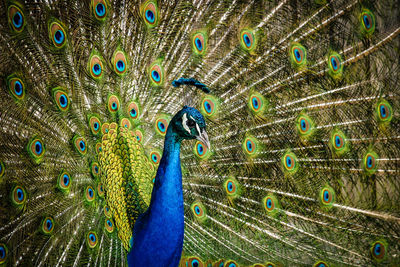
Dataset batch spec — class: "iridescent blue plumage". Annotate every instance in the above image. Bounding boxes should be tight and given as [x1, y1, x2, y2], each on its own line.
[128, 107, 208, 266]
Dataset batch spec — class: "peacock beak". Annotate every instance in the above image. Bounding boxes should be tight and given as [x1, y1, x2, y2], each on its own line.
[196, 129, 210, 149]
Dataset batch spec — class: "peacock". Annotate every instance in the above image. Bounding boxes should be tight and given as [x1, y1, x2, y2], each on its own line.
[0, 0, 399, 266]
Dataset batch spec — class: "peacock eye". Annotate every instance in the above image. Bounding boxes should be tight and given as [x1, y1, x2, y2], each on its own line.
[187, 120, 196, 128]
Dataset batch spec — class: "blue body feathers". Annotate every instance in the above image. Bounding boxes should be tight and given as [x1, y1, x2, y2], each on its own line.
[128, 117, 184, 266]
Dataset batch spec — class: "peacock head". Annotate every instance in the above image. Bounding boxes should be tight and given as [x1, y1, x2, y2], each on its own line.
[171, 106, 210, 148]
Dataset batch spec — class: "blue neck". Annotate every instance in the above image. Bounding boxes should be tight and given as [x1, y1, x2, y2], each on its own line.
[127, 126, 185, 267]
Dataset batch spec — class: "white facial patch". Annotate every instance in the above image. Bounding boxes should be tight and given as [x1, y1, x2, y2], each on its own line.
[182, 113, 190, 134]
[195, 122, 201, 137]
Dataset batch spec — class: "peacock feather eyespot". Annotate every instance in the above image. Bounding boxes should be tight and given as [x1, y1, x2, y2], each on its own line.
[191, 201, 208, 224]
[108, 95, 120, 113]
[242, 135, 259, 157]
[112, 50, 128, 76]
[89, 52, 104, 80]
[49, 20, 67, 49]
[91, 162, 100, 178]
[363, 150, 378, 175]
[52, 87, 70, 112]
[8, 4, 25, 32]
[97, 183, 104, 198]
[263, 194, 280, 216]
[223, 177, 241, 200]
[375, 100, 392, 124]
[101, 123, 109, 135]
[296, 112, 315, 138]
[239, 29, 256, 52]
[57, 170, 71, 192]
[0, 161, 5, 178]
[265, 262, 275, 267]
[252, 264, 266, 267]
[154, 115, 170, 136]
[95, 142, 102, 154]
[134, 128, 144, 143]
[141, 0, 159, 28]
[313, 261, 329, 267]
[248, 92, 266, 115]
[360, 9, 375, 36]
[11, 185, 27, 206]
[200, 95, 219, 118]
[193, 140, 211, 160]
[289, 42, 307, 68]
[282, 151, 298, 174]
[330, 129, 348, 155]
[86, 231, 98, 249]
[0, 243, 8, 264]
[149, 149, 161, 165]
[105, 218, 114, 233]
[27, 136, 45, 163]
[328, 52, 343, 79]
[192, 31, 207, 55]
[370, 240, 387, 261]
[213, 259, 224, 267]
[120, 118, 132, 130]
[72, 135, 87, 156]
[88, 115, 102, 136]
[7, 74, 25, 101]
[319, 186, 335, 207]
[104, 205, 111, 218]
[40, 216, 55, 235]
[85, 185, 95, 202]
[148, 60, 164, 87]
[187, 256, 204, 267]
[92, 0, 108, 21]
[127, 101, 140, 120]
[224, 260, 238, 267]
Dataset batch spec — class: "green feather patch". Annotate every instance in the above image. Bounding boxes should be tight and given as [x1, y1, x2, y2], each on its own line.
[48, 19, 67, 49]
[329, 129, 349, 156]
[52, 87, 70, 112]
[40, 216, 55, 235]
[191, 201, 208, 224]
[92, 0, 109, 21]
[296, 112, 315, 139]
[11, 185, 27, 207]
[27, 136, 45, 163]
[7, 74, 25, 101]
[0, 243, 8, 265]
[223, 177, 241, 200]
[154, 114, 170, 136]
[242, 135, 259, 158]
[0, 161, 5, 178]
[88, 50, 105, 80]
[360, 9, 375, 37]
[192, 30, 208, 55]
[200, 95, 220, 118]
[7, 2, 25, 33]
[327, 51, 343, 79]
[263, 194, 280, 217]
[239, 28, 256, 52]
[86, 231, 98, 249]
[148, 59, 164, 87]
[362, 150, 378, 175]
[319, 185, 335, 208]
[193, 140, 211, 160]
[281, 150, 299, 174]
[112, 48, 128, 76]
[57, 170, 71, 193]
[72, 135, 87, 156]
[141, 0, 159, 28]
[289, 42, 307, 69]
